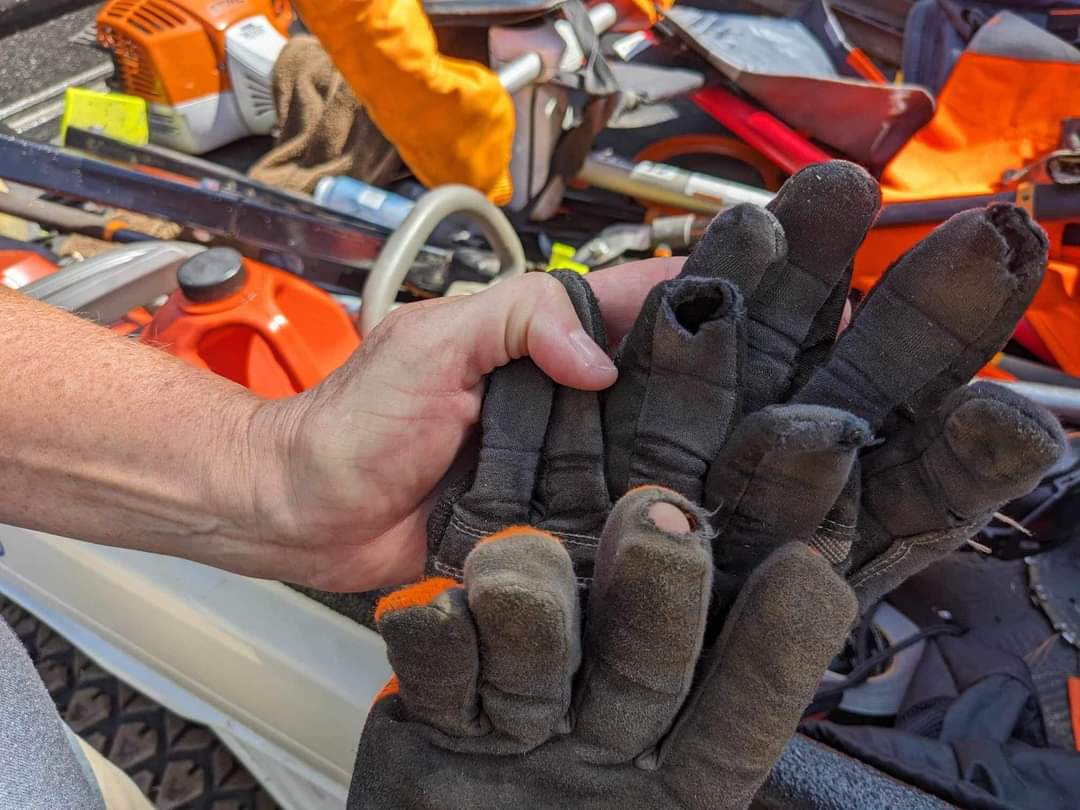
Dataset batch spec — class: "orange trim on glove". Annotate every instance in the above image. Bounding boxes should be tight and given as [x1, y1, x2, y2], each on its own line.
[374, 577, 458, 623]
[373, 675, 401, 706]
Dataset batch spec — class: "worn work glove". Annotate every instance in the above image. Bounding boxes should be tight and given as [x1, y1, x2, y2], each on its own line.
[605, 161, 1066, 612]
[426, 261, 870, 598]
[351, 487, 858, 809]
[423, 164, 876, 587]
[429, 162, 1064, 613]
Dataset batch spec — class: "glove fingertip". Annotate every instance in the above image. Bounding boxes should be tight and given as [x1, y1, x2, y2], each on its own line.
[610, 486, 713, 547]
[766, 160, 881, 247]
[374, 577, 460, 626]
[717, 544, 857, 705]
[945, 382, 1066, 487]
[680, 203, 786, 292]
[750, 404, 871, 453]
[985, 203, 1048, 291]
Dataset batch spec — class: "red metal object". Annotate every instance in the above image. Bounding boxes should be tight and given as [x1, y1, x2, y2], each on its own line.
[691, 86, 832, 175]
[1070, 676, 1080, 752]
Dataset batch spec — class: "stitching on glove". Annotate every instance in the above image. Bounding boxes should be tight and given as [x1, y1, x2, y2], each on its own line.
[820, 517, 855, 530]
[849, 522, 979, 588]
[548, 530, 603, 545]
[433, 557, 595, 590]
[478, 526, 561, 546]
[849, 537, 923, 587]
[449, 516, 493, 541]
[450, 514, 600, 549]
[432, 559, 465, 578]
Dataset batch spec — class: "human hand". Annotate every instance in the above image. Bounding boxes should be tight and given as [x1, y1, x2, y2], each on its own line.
[246, 259, 685, 591]
[349, 486, 858, 810]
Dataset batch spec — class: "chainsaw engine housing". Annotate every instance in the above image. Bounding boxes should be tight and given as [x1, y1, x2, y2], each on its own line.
[97, 0, 293, 153]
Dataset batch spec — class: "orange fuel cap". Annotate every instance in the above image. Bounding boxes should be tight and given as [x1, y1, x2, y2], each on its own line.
[143, 248, 360, 398]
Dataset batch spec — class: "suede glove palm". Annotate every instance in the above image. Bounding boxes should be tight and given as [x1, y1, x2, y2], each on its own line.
[351, 487, 857, 810]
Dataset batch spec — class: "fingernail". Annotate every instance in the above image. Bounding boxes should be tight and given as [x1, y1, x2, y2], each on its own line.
[838, 298, 852, 336]
[568, 328, 616, 373]
[648, 502, 692, 535]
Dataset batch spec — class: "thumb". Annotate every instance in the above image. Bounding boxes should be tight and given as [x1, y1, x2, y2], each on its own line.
[453, 272, 617, 390]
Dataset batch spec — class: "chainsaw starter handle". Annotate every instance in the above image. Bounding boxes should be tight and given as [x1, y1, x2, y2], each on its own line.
[360, 185, 526, 337]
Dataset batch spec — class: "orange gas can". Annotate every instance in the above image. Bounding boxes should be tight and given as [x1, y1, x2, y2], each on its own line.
[143, 248, 359, 398]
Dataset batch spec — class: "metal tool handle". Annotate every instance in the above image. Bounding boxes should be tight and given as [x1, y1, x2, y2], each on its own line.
[360, 186, 526, 337]
[497, 2, 618, 93]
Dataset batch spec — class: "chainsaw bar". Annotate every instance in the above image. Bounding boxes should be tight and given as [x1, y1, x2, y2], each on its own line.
[0, 134, 450, 292]
[64, 128, 330, 217]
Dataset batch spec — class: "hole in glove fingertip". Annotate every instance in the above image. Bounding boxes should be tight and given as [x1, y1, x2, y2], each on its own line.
[662, 277, 743, 336]
[986, 203, 1049, 281]
[623, 486, 706, 530]
[647, 501, 692, 535]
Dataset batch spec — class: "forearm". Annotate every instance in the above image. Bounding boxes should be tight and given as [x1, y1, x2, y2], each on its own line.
[0, 288, 289, 573]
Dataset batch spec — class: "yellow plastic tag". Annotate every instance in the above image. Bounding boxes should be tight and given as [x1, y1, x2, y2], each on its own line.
[61, 88, 150, 146]
[546, 242, 590, 275]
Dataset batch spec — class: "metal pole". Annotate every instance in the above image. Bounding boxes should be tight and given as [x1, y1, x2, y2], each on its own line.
[497, 3, 618, 93]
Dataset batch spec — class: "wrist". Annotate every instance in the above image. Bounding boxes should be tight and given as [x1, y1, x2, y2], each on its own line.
[235, 393, 314, 554]
[176, 388, 311, 583]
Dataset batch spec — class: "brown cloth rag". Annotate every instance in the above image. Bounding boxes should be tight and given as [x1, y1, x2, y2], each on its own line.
[249, 35, 405, 195]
